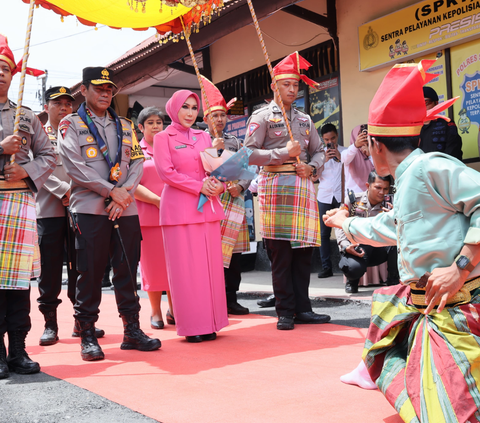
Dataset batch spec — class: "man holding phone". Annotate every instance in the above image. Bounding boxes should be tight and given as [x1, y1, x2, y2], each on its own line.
[317, 123, 346, 278]
[335, 170, 399, 293]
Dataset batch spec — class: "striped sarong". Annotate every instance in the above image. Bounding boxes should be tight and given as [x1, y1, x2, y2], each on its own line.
[0, 192, 40, 290]
[363, 283, 480, 423]
[220, 191, 250, 268]
[258, 171, 320, 248]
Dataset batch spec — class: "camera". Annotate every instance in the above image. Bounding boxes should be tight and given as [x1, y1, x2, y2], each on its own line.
[326, 143, 334, 149]
[354, 245, 364, 254]
[360, 124, 368, 135]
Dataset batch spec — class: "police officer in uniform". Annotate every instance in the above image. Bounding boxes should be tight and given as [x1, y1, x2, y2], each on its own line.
[58, 67, 160, 361]
[420, 86, 462, 160]
[0, 35, 56, 378]
[245, 52, 330, 330]
[37, 86, 105, 346]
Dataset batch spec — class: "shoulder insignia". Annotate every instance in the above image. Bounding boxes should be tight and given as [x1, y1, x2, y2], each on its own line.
[248, 123, 260, 136]
[272, 106, 280, 113]
[46, 126, 53, 133]
[20, 109, 25, 116]
[19, 123, 29, 132]
[59, 120, 72, 139]
[269, 117, 282, 123]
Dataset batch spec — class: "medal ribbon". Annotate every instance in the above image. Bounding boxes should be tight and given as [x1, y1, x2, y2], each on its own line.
[77, 102, 123, 184]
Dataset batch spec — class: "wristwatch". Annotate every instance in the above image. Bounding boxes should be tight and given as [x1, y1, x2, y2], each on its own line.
[311, 166, 317, 178]
[455, 254, 475, 272]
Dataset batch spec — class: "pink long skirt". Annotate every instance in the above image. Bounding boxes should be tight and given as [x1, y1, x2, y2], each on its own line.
[140, 226, 169, 292]
[162, 222, 229, 337]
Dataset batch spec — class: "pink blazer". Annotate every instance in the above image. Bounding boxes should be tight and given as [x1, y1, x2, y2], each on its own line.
[136, 139, 164, 227]
[154, 125, 225, 226]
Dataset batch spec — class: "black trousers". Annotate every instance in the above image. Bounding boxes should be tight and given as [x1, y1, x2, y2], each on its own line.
[339, 244, 399, 285]
[265, 239, 313, 317]
[74, 214, 141, 323]
[0, 288, 31, 336]
[225, 252, 242, 304]
[37, 217, 78, 315]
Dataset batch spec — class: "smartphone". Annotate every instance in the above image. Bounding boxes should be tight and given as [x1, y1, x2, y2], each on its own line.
[359, 124, 368, 135]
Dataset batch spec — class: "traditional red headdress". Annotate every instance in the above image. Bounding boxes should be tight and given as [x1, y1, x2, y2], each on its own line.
[368, 60, 458, 137]
[0, 34, 45, 77]
[273, 51, 318, 88]
[200, 75, 236, 116]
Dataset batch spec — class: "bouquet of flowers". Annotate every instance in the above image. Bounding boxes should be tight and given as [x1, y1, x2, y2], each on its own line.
[198, 146, 256, 212]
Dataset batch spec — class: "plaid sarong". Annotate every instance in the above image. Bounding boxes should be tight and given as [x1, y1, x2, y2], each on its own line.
[220, 191, 250, 268]
[258, 171, 320, 248]
[363, 283, 480, 423]
[0, 192, 40, 290]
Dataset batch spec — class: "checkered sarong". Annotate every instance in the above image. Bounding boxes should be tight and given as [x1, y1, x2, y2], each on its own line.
[220, 191, 250, 268]
[258, 171, 320, 248]
[0, 192, 40, 290]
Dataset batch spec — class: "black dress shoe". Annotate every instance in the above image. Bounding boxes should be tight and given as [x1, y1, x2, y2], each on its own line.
[345, 282, 359, 294]
[294, 311, 331, 324]
[166, 310, 175, 325]
[0, 360, 9, 379]
[227, 302, 249, 315]
[257, 294, 275, 308]
[201, 333, 217, 341]
[150, 317, 165, 330]
[185, 335, 203, 343]
[39, 327, 59, 346]
[277, 316, 294, 330]
[318, 268, 333, 278]
[385, 278, 400, 286]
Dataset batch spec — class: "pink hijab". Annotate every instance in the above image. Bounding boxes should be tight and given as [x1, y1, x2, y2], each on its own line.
[165, 89, 200, 129]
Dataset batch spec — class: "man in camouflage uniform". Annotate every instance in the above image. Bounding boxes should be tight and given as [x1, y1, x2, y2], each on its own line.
[58, 67, 160, 361]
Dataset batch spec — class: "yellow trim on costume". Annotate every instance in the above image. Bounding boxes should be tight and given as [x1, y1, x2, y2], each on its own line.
[0, 55, 15, 71]
[205, 105, 227, 116]
[368, 124, 422, 136]
[275, 73, 300, 81]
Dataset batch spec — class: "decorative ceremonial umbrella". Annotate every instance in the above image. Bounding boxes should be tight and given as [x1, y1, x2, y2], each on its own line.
[16, 0, 300, 156]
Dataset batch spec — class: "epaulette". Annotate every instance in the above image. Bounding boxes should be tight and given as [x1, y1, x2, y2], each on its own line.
[293, 107, 309, 118]
[251, 108, 264, 116]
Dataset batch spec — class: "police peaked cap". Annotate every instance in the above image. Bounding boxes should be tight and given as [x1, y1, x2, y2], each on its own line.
[45, 86, 75, 101]
[82, 67, 117, 88]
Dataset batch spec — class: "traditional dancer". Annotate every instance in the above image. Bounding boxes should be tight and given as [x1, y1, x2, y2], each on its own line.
[324, 59, 480, 422]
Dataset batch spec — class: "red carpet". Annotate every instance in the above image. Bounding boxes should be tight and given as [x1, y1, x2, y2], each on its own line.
[26, 290, 403, 423]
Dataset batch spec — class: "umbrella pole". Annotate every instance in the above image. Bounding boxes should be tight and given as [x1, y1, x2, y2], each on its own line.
[180, 17, 220, 140]
[11, 0, 36, 164]
[246, 0, 299, 163]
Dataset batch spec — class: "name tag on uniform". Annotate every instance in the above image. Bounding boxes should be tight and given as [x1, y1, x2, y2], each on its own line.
[175, 145, 187, 149]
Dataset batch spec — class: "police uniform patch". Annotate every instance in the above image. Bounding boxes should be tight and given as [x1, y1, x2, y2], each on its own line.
[48, 135, 56, 141]
[59, 120, 72, 139]
[125, 148, 130, 157]
[86, 147, 98, 158]
[19, 124, 29, 132]
[122, 139, 131, 145]
[269, 118, 282, 123]
[47, 126, 53, 133]
[86, 136, 94, 143]
[306, 129, 310, 135]
[274, 131, 283, 137]
[249, 123, 260, 136]
[298, 117, 308, 122]
[21, 137, 27, 145]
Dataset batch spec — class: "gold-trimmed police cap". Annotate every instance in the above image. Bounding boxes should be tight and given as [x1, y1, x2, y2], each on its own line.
[45, 86, 75, 101]
[82, 67, 117, 88]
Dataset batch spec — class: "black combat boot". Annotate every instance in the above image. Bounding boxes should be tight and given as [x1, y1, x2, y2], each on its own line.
[39, 310, 59, 346]
[72, 320, 105, 339]
[120, 313, 161, 351]
[6, 331, 40, 374]
[0, 335, 9, 379]
[77, 321, 104, 361]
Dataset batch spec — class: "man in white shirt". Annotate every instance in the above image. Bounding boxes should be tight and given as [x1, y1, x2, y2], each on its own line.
[317, 123, 346, 278]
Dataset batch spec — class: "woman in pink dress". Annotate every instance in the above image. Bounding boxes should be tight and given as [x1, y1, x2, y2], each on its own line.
[154, 90, 229, 343]
[134, 107, 173, 329]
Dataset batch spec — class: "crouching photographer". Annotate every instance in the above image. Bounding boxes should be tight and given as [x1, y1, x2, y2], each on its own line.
[335, 171, 399, 293]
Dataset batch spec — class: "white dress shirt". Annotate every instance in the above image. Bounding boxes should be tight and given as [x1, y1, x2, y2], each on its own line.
[317, 145, 346, 204]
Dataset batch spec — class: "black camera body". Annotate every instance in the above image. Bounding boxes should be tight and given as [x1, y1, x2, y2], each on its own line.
[354, 245, 364, 254]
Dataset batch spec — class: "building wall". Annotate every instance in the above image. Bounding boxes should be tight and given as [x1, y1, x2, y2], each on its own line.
[210, 0, 329, 83]
[336, 0, 417, 142]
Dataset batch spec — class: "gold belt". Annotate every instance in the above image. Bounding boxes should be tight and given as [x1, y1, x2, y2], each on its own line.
[264, 162, 306, 173]
[0, 176, 29, 193]
[411, 276, 480, 309]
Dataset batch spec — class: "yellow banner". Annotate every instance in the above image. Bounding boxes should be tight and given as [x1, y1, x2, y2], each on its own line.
[359, 0, 480, 71]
